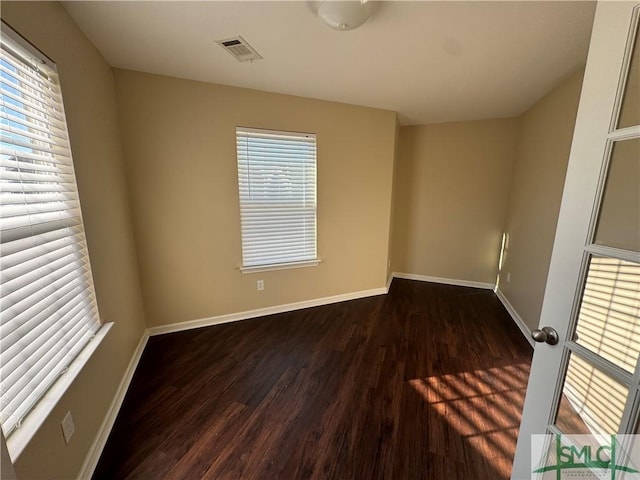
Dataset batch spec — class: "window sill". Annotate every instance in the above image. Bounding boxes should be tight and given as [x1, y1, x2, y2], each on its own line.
[239, 259, 322, 274]
[6, 322, 113, 461]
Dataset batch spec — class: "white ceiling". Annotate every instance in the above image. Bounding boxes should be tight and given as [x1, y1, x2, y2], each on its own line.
[63, 1, 596, 125]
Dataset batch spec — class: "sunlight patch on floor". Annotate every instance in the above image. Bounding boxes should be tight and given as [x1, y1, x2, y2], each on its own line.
[409, 362, 530, 478]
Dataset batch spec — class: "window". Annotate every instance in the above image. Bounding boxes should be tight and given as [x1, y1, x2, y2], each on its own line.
[236, 127, 318, 271]
[0, 24, 102, 439]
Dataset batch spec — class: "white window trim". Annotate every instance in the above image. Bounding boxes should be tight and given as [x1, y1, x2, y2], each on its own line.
[6, 323, 112, 460]
[239, 258, 322, 274]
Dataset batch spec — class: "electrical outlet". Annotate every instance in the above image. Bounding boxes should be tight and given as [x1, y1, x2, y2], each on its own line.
[61, 411, 74, 444]
[257, 279, 264, 291]
[506, 272, 511, 283]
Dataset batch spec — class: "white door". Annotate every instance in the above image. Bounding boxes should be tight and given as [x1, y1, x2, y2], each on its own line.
[511, 1, 640, 479]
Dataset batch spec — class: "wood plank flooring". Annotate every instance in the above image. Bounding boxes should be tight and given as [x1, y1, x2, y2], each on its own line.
[93, 279, 533, 480]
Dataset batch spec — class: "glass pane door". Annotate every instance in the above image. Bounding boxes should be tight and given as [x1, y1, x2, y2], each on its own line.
[549, 10, 640, 439]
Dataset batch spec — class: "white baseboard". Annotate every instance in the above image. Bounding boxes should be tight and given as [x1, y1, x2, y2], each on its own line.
[392, 272, 494, 290]
[148, 287, 389, 336]
[386, 274, 393, 291]
[495, 289, 535, 347]
[77, 331, 149, 480]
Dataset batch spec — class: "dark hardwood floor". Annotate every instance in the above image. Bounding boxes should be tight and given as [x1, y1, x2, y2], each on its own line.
[93, 279, 533, 480]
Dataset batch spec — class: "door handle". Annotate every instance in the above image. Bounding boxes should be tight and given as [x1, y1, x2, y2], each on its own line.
[531, 326, 559, 345]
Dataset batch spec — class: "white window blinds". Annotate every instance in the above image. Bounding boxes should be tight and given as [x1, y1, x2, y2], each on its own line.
[0, 25, 101, 437]
[236, 127, 317, 269]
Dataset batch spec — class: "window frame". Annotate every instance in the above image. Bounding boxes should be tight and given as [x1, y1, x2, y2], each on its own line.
[235, 126, 320, 273]
[0, 22, 111, 460]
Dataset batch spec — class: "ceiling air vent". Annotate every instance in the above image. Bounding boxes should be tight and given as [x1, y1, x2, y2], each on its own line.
[216, 36, 262, 62]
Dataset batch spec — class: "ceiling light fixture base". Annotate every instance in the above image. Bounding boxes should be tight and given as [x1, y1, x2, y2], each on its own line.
[315, 1, 376, 31]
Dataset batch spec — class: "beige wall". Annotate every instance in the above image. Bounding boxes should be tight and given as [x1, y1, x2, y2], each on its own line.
[499, 69, 585, 330]
[391, 119, 518, 284]
[1, 2, 147, 478]
[113, 70, 397, 327]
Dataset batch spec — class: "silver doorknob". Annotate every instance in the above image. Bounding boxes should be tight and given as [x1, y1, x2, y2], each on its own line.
[531, 326, 559, 345]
